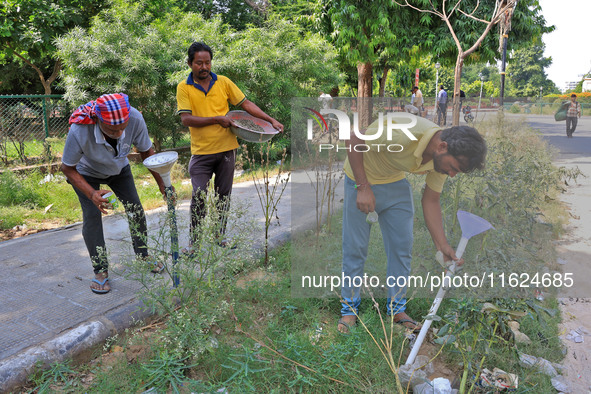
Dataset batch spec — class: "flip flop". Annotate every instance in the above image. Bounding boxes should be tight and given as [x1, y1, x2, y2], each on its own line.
[337, 316, 357, 334]
[217, 239, 237, 249]
[149, 262, 165, 274]
[181, 246, 197, 259]
[395, 318, 422, 333]
[90, 277, 110, 294]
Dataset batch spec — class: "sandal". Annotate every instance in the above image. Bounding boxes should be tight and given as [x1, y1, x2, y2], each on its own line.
[217, 239, 237, 249]
[337, 315, 357, 334]
[394, 313, 422, 333]
[149, 262, 165, 274]
[90, 277, 110, 294]
[181, 246, 197, 259]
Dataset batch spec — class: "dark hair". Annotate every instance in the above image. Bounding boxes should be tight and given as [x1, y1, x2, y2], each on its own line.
[187, 42, 213, 64]
[440, 85, 444, 90]
[413, 86, 419, 90]
[571, 94, 577, 98]
[440, 125, 487, 172]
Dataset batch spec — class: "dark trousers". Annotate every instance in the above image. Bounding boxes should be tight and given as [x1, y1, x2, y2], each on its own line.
[188, 150, 236, 244]
[437, 103, 447, 125]
[566, 117, 578, 136]
[71, 164, 148, 274]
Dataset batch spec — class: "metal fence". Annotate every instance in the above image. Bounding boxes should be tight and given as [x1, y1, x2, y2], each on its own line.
[0, 94, 588, 170]
[0, 95, 72, 168]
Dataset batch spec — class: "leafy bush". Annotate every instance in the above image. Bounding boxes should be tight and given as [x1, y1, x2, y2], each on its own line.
[215, 17, 341, 136]
[509, 103, 521, 113]
[545, 92, 591, 102]
[56, 2, 340, 148]
[56, 1, 216, 150]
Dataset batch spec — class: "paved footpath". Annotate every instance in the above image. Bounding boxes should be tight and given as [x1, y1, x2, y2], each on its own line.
[526, 113, 591, 392]
[477, 111, 591, 392]
[0, 175, 338, 392]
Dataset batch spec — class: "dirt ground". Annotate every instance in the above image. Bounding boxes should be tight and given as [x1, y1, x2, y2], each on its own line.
[555, 159, 591, 393]
[0, 221, 64, 241]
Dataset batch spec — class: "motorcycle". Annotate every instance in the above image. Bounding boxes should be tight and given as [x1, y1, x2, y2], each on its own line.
[462, 105, 474, 123]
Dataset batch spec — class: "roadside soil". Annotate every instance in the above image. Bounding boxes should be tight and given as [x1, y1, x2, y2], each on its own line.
[0, 220, 65, 241]
[554, 159, 591, 393]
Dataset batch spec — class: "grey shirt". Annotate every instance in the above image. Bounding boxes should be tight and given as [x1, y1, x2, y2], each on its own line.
[62, 107, 152, 179]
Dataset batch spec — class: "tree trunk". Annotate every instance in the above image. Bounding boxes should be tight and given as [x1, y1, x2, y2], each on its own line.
[378, 67, 389, 97]
[452, 54, 464, 126]
[357, 62, 373, 129]
[42, 80, 52, 95]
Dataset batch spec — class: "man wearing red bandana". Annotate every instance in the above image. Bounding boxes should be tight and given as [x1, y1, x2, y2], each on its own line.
[62, 93, 167, 294]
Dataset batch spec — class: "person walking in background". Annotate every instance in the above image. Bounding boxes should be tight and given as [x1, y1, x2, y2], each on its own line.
[176, 42, 283, 251]
[566, 93, 582, 138]
[411, 86, 424, 117]
[436, 85, 448, 126]
[319, 91, 333, 110]
[61, 93, 167, 294]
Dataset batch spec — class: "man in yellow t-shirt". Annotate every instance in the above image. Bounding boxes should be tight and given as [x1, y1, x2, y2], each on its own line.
[177, 42, 283, 248]
[337, 115, 487, 333]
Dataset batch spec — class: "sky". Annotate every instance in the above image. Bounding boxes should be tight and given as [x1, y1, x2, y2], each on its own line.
[538, 0, 591, 91]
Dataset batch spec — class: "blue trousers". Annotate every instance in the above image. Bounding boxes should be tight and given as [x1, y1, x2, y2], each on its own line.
[341, 176, 414, 316]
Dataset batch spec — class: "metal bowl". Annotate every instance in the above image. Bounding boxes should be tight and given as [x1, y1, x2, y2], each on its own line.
[227, 110, 279, 143]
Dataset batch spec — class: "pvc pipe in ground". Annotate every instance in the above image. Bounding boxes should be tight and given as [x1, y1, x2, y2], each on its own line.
[405, 237, 468, 366]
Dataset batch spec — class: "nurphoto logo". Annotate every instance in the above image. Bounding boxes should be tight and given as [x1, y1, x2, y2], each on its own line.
[305, 108, 419, 152]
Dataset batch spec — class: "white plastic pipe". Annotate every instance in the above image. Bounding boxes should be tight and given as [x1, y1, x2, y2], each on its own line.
[405, 237, 468, 366]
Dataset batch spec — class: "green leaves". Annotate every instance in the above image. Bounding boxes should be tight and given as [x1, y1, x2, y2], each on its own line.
[0, 0, 103, 93]
[323, 0, 401, 66]
[57, 4, 339, 143]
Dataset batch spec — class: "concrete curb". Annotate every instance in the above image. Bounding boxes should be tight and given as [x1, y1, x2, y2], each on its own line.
[0, 296, 152, 392]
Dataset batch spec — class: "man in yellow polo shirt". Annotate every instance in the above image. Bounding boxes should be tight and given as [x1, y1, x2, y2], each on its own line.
[337, 115, 486, 333]
[177, 42, 283, 248]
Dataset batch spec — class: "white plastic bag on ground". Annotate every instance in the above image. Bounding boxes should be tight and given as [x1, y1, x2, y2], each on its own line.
[413, 378, 456, 394]
[397, 355, 434, 388]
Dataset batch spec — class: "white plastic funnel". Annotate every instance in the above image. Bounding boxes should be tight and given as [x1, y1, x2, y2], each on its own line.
[405, 210, 493, 366]
[143, 151, 178, 187]
[454, 210, 495, 258]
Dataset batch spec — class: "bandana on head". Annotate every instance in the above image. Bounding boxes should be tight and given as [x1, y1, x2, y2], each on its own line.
[69, 93, 131, 125]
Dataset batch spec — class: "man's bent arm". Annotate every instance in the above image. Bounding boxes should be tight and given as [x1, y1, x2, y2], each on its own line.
[179, 112, 235, 128]
[240, 100, 283, 131]
[346, 133, 375, 214]
[421, 185, 459, 263]
[61, 163, 110, 214]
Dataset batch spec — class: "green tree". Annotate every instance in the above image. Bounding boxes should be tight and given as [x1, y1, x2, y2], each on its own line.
[56, 0, 340, 147]
[179, 0, 265, 30]
[0, 57, 51, 94]
[316, 0, 423, 126]
[214, 17, 341, 132]
[323, 0, 397, 98]
[0, 0, 103, 94]
[393, 0, 552, 125]
[506, 42, 559, 97]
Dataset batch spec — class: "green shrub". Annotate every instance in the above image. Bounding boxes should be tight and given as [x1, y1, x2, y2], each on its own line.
[56, 2, 341, 148]
[509, 103, 521, 113]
